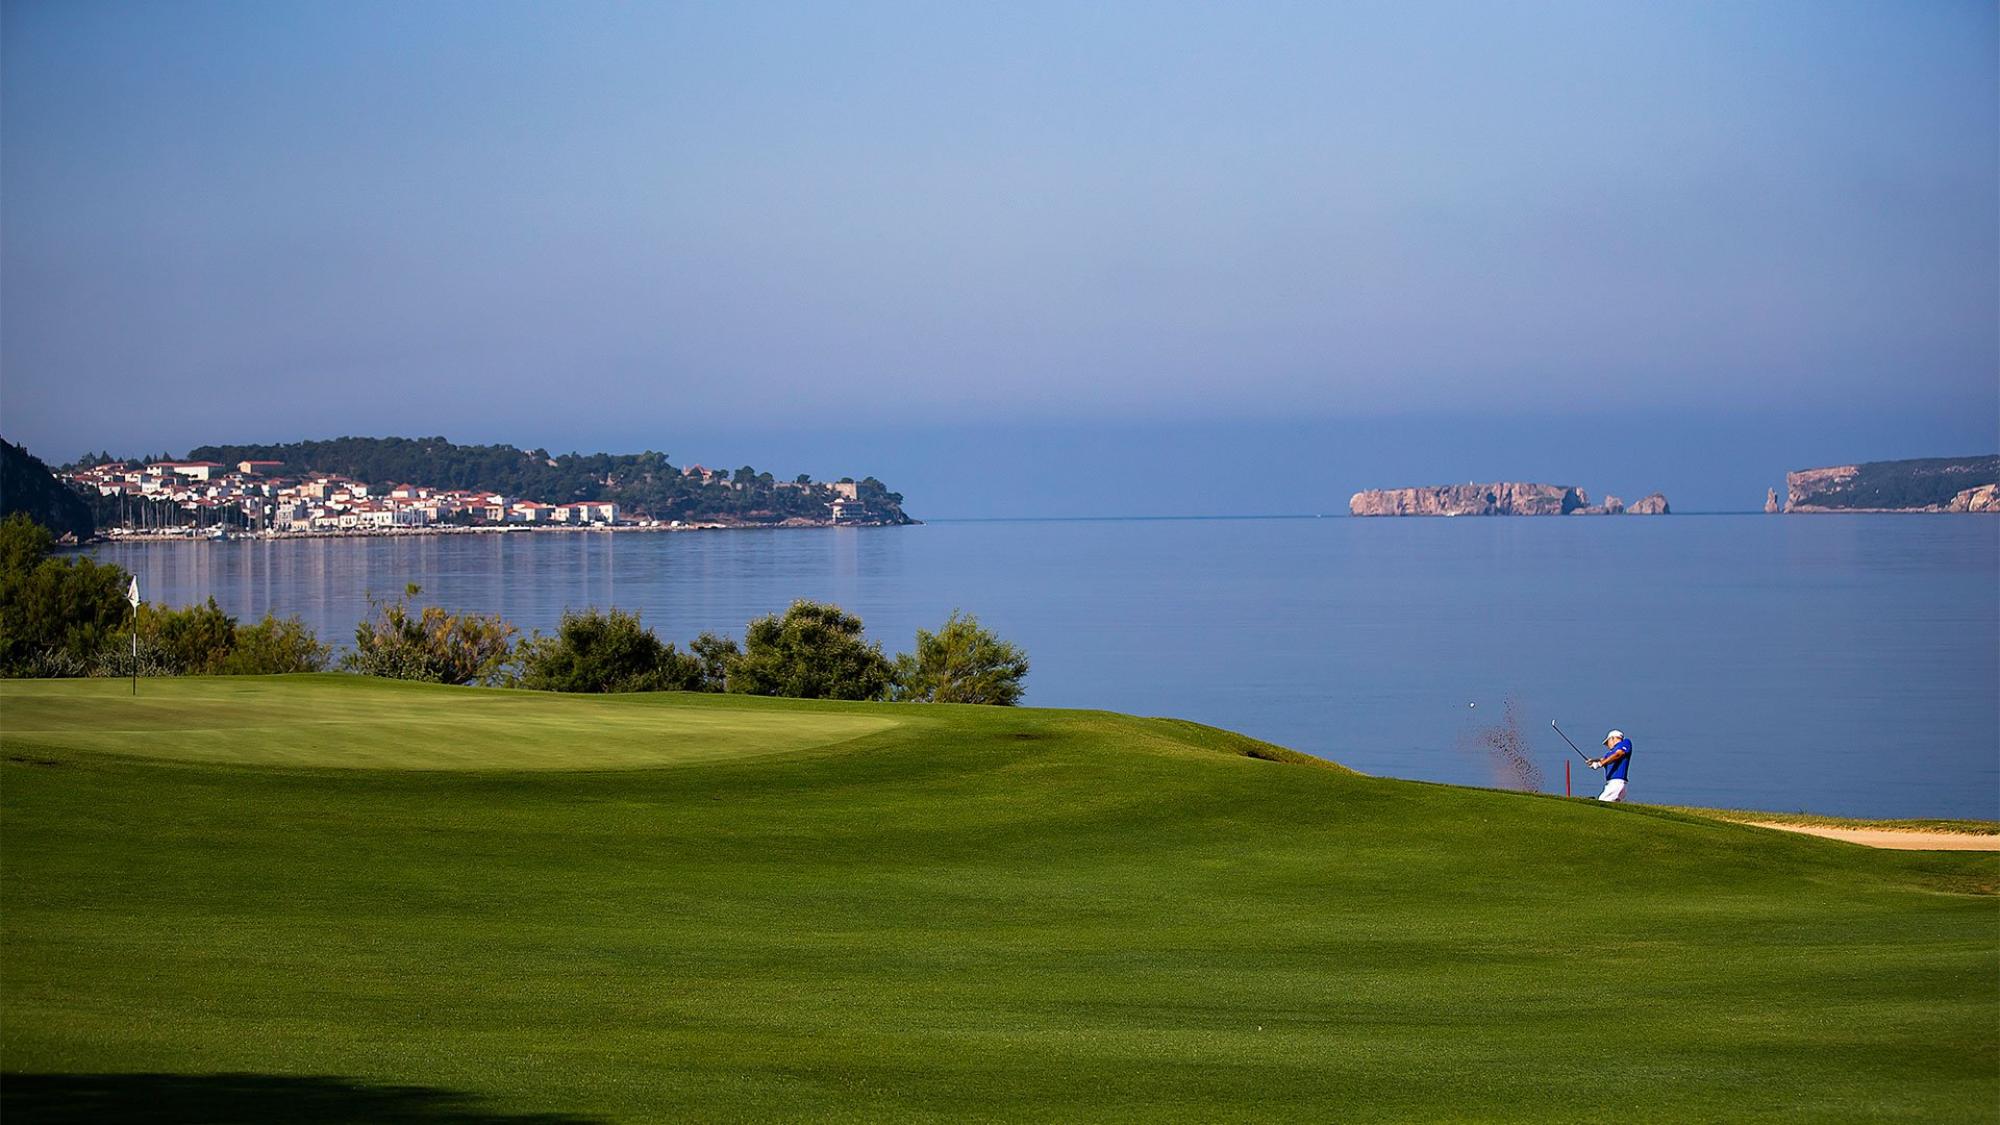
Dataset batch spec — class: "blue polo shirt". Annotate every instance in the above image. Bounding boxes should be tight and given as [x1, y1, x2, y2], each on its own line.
[1604, 738, 1632, 781]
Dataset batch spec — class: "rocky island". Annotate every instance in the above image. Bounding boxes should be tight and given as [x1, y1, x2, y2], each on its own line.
[1776, 455, 1999, 513]
[1349, 482, 1669, 517]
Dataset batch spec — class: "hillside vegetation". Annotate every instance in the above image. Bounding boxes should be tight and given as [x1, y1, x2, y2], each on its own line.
[0, 440, 93, 540]
[2, 677, 1993, 1122]
[177, 435, 912, 524]
[1787, 454, 2000, 511]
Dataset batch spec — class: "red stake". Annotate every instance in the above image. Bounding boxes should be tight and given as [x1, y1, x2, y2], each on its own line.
[1565, 759, 1571, 797]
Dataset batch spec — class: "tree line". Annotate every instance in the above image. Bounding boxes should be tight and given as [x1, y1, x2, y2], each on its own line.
[2, 440, 94, 540]
[166, 435, 910, 524]
[0, 515, 326, 677]
[0, 514, 1026, 704]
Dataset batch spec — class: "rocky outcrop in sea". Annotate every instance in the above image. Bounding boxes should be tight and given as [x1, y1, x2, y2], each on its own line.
[1626, 492, 1670, 515]
[1348, 483, 1669, 517]
[1947, 484, 2000, 513]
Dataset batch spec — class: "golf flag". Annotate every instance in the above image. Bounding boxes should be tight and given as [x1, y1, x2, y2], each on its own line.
[126, 576, 140, 694]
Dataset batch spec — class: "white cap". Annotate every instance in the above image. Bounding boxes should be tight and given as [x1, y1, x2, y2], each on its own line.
[1605, 729, 1624, 743]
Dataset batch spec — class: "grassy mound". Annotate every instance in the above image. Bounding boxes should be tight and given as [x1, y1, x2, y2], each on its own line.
[3, 677, 1993, 1122]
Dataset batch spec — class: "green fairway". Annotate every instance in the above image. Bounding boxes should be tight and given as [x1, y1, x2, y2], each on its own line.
[0, 676, 897, 770]
[3, 677, 1994, 1122]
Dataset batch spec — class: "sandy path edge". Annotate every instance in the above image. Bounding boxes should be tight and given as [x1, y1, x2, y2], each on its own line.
[1744, 822, 2000, 851]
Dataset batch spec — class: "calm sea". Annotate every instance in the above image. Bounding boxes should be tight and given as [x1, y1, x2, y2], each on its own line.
[90, 515, 1998, 820]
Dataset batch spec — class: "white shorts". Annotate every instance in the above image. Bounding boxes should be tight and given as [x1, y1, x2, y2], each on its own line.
[1597, 778, 1627, 802]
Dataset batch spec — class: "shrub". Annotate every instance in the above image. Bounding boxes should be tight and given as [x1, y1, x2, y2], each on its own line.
[688, 631, 739, 693]
[343, 584, 517, 686]
[136, 598, 238, 675]
[728, 600, 890, 701]
[224, 613, 332, 674]
[97, 602, 329, 677]
[19, 646, 95, 679]
[91, 640, 181, 680]
[0, 513, 132, 676]
[514, 608, 706, 693]
[890, 612, 1029, 705]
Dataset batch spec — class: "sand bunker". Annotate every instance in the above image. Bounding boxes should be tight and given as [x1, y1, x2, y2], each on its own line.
[1747, 823, 2000, 851]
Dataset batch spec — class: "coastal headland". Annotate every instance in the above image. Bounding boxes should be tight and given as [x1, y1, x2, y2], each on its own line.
[1776, 455, 2000, 513]
[23, 435, 917, 541]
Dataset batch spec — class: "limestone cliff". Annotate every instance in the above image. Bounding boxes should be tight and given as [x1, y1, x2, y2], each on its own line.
[1784, 455, 2000, 513]
[1349, 482, 1668, 517]
[1947, 484, 2000, 513]
[1784, 465, 1860, 511]
[1571, 495, 1636, 515]
[1626, 493, 1670, 515]
[1764, 488, 1780, 514]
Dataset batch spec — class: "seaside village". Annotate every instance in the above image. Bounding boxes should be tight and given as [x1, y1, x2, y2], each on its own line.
[63, 459, 620, 535]
[64, 459, 877, 536]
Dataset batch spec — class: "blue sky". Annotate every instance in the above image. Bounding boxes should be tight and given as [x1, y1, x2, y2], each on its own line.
[3, 0, 1994, 514]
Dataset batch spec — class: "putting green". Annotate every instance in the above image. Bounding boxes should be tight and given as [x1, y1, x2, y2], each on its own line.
[0, 675, 899, 770]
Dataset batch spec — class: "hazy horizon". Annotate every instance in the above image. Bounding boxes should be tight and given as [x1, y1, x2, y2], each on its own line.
[14, 406, 1993, 519]
[4, 1, 1995, 516]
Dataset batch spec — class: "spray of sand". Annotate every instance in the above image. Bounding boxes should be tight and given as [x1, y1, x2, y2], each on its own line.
[1458, 698, 1545, 793]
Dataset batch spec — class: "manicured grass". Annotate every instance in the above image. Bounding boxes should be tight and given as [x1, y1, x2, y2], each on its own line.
[0, 675, 896, 771]
[3, 676, 1994, 1122]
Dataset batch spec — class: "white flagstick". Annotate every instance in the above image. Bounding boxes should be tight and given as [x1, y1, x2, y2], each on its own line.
[127, 576, 140, 695]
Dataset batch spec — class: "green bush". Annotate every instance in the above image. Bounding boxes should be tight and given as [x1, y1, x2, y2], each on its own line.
[728, 601, 890, 701]
[95, 602, 329, 678]
[0, 513, 132, 676]
[514, 608, 707, 693]
[136, 598, 238, 675]
[687, 631, 739, 693]
[224, 613, 332, 675]
[890, 612, 1029, 705]
[343, 584, 517, 686]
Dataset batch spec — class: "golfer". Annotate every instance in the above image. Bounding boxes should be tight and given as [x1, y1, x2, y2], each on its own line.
[1589, 730, 1632, 802]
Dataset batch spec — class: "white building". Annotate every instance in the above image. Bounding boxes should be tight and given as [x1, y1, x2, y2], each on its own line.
[151, 461, 227, 482]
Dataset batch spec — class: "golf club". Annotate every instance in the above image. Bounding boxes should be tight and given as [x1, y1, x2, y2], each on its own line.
[1550, 721, 1594, 763]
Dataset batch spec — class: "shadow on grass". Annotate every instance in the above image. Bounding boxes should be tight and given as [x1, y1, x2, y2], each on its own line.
[0, 1073, 604, 1124]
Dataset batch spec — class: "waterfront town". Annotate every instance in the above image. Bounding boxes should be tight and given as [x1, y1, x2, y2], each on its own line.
[60, 458, 873, 537]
